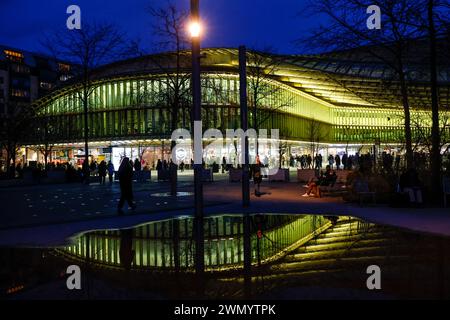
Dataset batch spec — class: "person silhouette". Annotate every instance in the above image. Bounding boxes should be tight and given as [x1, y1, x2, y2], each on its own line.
[117, 157, 136, 215]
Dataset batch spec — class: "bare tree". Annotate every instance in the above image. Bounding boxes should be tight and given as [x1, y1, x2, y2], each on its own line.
[411, 112, 450, 156]
[42, 22, 130, 184]
[148, 2, 192, 196]
[277, 128, 292, 169]
[419, 0, 450, 200]
[306, 118, 328, 156]
[247, 49, 291, 154]
[33, 114, 60, 168]
[338, 120, 359, 155]
[0, 101, 35, 177]
[299, 0, 426, 169]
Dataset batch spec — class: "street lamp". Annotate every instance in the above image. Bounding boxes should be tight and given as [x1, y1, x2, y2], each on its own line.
[188, 20, 202, 38]
[190, 0, 205, 291]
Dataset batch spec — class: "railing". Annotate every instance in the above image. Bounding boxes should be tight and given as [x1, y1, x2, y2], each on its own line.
[60, 214, 329, 271]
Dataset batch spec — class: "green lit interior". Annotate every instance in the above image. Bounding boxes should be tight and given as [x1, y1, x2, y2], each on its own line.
[61, 215, 328, 270]
[35, 49, 450, 145]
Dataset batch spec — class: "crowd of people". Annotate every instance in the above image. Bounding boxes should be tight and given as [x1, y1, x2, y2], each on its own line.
[0, 148, 449, 211]
[290, 153, 364, 171]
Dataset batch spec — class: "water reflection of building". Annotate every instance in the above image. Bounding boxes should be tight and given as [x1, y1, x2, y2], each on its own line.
[28, 48, 450, 168]
[60, 215, 328, 271]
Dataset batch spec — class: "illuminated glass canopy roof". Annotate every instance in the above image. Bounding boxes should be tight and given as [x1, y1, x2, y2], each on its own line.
[40, 47, 450, 112]
[31, 47, 450, 145]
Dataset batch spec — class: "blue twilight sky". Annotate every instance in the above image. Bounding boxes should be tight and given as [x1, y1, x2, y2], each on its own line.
[0, 0, 322, 55]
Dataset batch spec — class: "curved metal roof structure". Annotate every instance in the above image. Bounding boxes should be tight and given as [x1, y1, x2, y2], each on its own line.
[39, 47, 450, 112]
[32, 47, 450, 146]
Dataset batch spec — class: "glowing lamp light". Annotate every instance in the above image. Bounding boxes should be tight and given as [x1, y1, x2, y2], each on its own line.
[188, 20, 202, 38]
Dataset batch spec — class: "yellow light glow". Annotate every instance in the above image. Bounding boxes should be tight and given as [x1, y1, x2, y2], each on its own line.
[188, 20, 202, 38]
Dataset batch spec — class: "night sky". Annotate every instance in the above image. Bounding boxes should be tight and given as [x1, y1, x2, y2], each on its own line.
[0, 0, 321, 55]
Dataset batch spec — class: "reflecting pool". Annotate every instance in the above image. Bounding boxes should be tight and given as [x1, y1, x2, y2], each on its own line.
[60, 214, 329, 271]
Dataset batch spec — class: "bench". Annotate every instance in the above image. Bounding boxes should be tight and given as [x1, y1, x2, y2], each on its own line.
[114, 170, 152, 182]
[358, 191, 377, 206]
[335, 170, 351, 184]
[157, 169, 170, 181]
[229, 168, 242, 182]
[269, 168, 290, 182]
[135, 170, 151, 182]
[354, 180, 376, 206]
[45, 170, 67, 184]
[202, 168, 213, 182]
[318, 182, 338, 195]
[297, 169, 315, 183]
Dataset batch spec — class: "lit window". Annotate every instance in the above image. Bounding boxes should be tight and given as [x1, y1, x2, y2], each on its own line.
[60, 74, 72, 82]
[59, 63, 71, 72]
[11, 64, 30, 74]
[4, 50, 24, 62]
[40, 82, 53, 90]
[10, 89, 29, 98]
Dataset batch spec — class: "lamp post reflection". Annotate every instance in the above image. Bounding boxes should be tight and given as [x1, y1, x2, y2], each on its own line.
[190, 0, 205, 295]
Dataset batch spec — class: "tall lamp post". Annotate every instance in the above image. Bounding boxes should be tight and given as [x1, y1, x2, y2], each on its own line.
[239, 46, 252, 298]
[190, 0, 205, 291]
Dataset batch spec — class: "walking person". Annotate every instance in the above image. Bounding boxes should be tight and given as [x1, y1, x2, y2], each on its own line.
[98, 160, 107, 185]
[307, 154, 312, 169]
[107, 160, 115, 184]
[117, 157, 136, 215]
[335, 154, 341, 170]
[328, 154, 334, 169]
[253, 156, 263, 197]
[342, 153, 348, 170]
[134, 158, 141, 171]
[314, 154, 321, 170]
[156, 159, 162, 171]
[399, 168, 423, 206]
[180, 161, 185, 172]
[82, 161, 90, 184]
[222, 156, 227, 173]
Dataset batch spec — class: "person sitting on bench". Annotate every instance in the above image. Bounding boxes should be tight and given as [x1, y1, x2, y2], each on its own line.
[399, 168, 423, 205]
[302, 165, 337, 198]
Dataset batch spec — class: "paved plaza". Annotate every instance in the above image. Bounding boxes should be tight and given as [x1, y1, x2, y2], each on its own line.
[0, 170, 449, 247]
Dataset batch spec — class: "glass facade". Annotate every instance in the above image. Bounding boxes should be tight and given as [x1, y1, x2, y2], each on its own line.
[36, 69, 450, 145]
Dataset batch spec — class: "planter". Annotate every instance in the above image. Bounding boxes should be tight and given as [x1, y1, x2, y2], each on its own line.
[229, 168, 242, 182]
[134, 170, 151, 182]
[269, 168, 290, 182]
[45, 170, 66, 184]
[157, 169, 170, 181]
[297, 169, 315, 183]
[202, 168, 213, 182]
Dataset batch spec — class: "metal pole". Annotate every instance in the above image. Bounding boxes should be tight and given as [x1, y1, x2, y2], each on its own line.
[191, 0, 204, 290]
[239, 46, 250, 207]
[240, 45, 252, 298]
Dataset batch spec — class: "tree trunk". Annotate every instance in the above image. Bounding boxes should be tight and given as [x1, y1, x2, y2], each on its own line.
[399, 74, 414, 169]
[169, 94, 179, 196]
[10, 147, 16, 179]
[5, 148, 11, 178]
[170, 140, 178, 196]
[44, 150, 48, 168]
[83, 84, 90, 185]
[428, 0, 442, 204]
